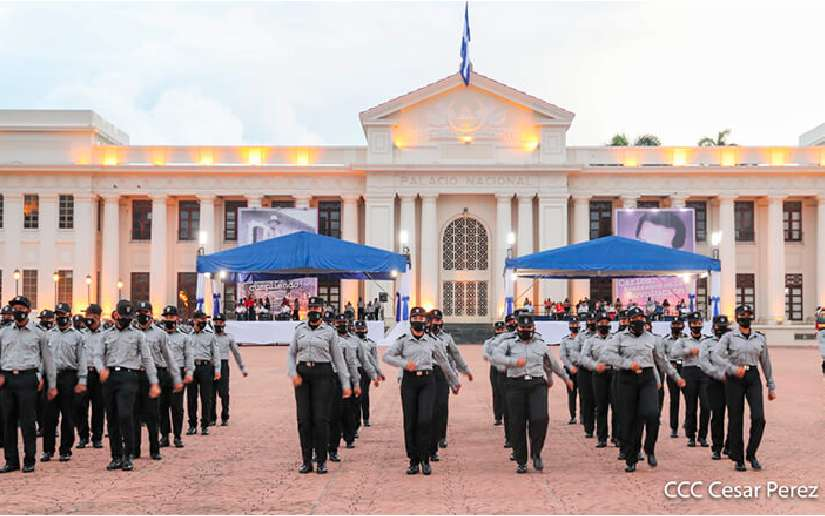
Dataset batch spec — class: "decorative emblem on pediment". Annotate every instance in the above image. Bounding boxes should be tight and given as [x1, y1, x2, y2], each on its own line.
[424, 95, 509, 142]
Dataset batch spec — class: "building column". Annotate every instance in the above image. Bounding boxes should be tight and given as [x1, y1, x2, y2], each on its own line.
[294, 195, 311, 209]
[100, 194, 121, 313]
[537, 195, 569, 304]
[670, 195, 687, 209]
[765, 195, 786, 324]
[2, 193, 23, 300]
[363, 194, 396, 319]
[419, 193, 438, 310]
[495, 193, 513, 317]
[38, 194, 58, 309]
[199, 195, 216, 314]
[340, 195, 360, 308]
[621, 195, 637, 209]
[570, 196, 590, 304]
[817, 196, 825, 310]
[247, 195, 263, 209]
[398, 194, 418, 305]
[72, 194, 96, 308]
[516, 194, 534, 306]
[149, 195, 169, 310]
[718, 196, 736, 317]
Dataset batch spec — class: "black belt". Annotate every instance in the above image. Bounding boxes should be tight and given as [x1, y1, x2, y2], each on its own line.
[2, 368, 37, 375]
[156, 366, 168, 371]
[88, 367, 97, 373]
[194, 360, 212, 366]
[403, 370, 432, 376]
[511, 374, 542, 381]
[111, 367, 139, 373]
[57, 369, 78, 374]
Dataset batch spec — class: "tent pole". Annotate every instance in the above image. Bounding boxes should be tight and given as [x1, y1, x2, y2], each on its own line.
[504, 268, 514, 317]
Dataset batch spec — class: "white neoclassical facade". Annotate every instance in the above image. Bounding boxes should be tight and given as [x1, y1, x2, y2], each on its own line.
[1, 71, 824, 326]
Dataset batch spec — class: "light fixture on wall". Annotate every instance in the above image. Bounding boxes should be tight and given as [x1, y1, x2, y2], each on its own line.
[86, 274, 92, 304]
[711, 230, 722, 259]
[13, 269, 20, 296]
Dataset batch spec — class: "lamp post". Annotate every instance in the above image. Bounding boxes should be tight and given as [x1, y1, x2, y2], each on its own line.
[52, 271, 59, 306]
[117, 279, 123, 301]
[86, 274, 92, 305]
[711, 230, 722, 260]
[13, 269, 20, 296]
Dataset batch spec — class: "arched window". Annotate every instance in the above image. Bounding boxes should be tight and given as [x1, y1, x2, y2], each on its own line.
[441, 215, 489, 318]
[442, 216, 489, 271]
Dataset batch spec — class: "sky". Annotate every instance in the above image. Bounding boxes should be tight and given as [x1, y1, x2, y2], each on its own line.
[1, 1, 823, 146]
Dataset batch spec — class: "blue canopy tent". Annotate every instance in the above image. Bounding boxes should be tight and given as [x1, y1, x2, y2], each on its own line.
[503, 236, 721, 316]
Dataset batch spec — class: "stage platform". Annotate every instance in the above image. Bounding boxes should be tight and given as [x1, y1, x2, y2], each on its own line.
[226, 320, 385, 345]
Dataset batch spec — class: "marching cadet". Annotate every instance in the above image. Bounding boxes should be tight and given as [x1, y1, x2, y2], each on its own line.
[330, 314, 362, 454]
[429, 309, 471, 451]
[0, 296, 57, 473]
[599, 307, 684, 472]
[712, 304, 776, 472]
[186, 311, 220, 436]
[575, 313, 596, 439]
[34, 308, 55, 438]
[76, 304, 106, 449]
[383, 306, 460, 475]
[209, 314, 248, 427]
[72, 315, 85, 332]
[661, 318, 685, 438]
[134, 301, 182, 460]
[578, 312, 617, 448]
[482, 321, 506, 426]
[348, 319, 380, 438]
[698, 315, 730, 460]
[1, 305, 13, 327]
[99, 300, 159, 472]
[493, 314, 518, 451]
[672, 312, 710, 448]
[37, 310, 55, 332]
[41, 303, 87, 463]
[353, 319, 384, 428]
[559, 319, 582, 425]
[159, 305, 194, 448]
[288, 297, 351, 474]
[817, 310, 825, 374]
[491, 314, 572, 474]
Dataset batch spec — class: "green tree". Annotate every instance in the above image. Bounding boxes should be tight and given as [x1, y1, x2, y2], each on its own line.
[698, 129, 732, 146]
[634, 134, 661, 146]
[609, 133, 629, 146]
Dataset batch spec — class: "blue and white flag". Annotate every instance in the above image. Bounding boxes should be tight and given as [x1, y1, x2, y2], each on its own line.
[459, 1, 471, 85]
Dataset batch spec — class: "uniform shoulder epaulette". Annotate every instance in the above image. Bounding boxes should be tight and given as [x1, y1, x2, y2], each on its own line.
[534, 331, 543, 337]
[755, 330, 766, 337]
[396, 333, 408, 341]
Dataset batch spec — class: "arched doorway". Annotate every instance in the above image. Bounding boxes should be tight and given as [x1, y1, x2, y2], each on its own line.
[441, 214, 490, 321]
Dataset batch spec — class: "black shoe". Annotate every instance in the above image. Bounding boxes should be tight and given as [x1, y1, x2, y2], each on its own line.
[495, 419, 503, 426]
[209, 419, 217, 427]
[646, 454, 657, 467]
[625, 463, 637, 473]
[201, 427, 209, 436]
[40, 452, 53, 462]
[699, 438, 709, 448]
[329, 451, 341, 462]
[438, 438, 447, 449]
[748, 457, 762, 471]
[151, 453, 162, 461]
[76, 439, 88, 449]
[503, 440, 512, 449]
[59, 453, 72, 462]
[638, 452, 645, 461]
[618, 451, 626, 461]
[221, 420, 229, 427]
[0, 464, 20, 473]
[346, 441, 355, 449]
[354, 432, 359, 439]
[567, 417, 577, 425]
[299, 463, 313, 474]
[509, 451, 517, 461]
[670, 430, 678, 438]
[174, 438, 184, 448]
[734, 461, 747, 472]
[610, 437, 619, 446]
[363, 420, 371, 427]
[122, 455, 134, 471]
[133, 452, 141, 460]
[687, 438, 696, 447]
[532, 456, 544, 471]
[22, 464, 35, 473]
[186, 427, 197, 435]
[596, 440, 607, 448]
[159, 437, 170, 448]
[516, 464, 528, 474]
[106, 459, 123, 471]
[93, 440, 103, 449]
[422, 463, 432, 475]
[711, 450, 721, 460]
[585, 432, 594, 439]
[316, 462, 328, 474]
[406, 462, 419, 475]
[430, 452, 440, 462]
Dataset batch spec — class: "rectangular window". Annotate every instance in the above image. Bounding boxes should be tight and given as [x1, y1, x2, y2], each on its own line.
[785, 273, 802, 321]
[317, 278, 341, 312]
[132, 199, 152, 240]
[97, 197, 103, 232]
[637, 200, 660, 209]
[223, 199, 247, 241]
[783, 201, 802, 242]
[23, 194, 39, 229]
[696, 276, 708, 316]
[223, 283, 237, 317]
[734, 201, 755, 242]
[176, 272, 197, 320]
[58, 195, 75, 230]
[589, 200, 613, 239]
[686, 200, 707, 243]
[57, 270, 73, 306]
[318, 200, 341, 238]
[178, 200, 200, 241]
[590, 278, 612, 303]
[268, 199, 296, 209]
[130, 272, 150, 303]
[735, 273, 755, 311]
[0, 194, 4, 229]
[22, 270, 37, 308]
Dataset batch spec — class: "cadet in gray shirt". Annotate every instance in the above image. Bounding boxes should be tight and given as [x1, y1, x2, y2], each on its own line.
[330, 316, 366, 452]
[579, 313, 616, 446]
[159, 305, 193, 448]
[210, 314, 247, 427]
[711, 305, 775, 472]
[698, 315, 730, 460]
[672, 312, 710, 447]
[353, 320, 383, 429]
[428, 310, 469, 453]
[559, 320, 583, 426]
[186, 311, 220, 436]
[76, 304, 107, 449]
[483, 321, 507, 426]
[0, 296, 57, 473]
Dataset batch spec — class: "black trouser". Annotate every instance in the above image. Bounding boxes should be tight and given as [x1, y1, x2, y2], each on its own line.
[160, 368, 185, 440]
[134, 370, 161, 456]
[1, 370, 39, 467]
[209, 359, 230, 423]
[577, 368, 595, 435]
[400, 370, 435, 463]
[505, 377, 549, 467]
[187, 363, 214, 430]
[431, 366, 450, 454]
[565, 367, 578, 420]
[43, 370, 78, 455]
[725, 368, 765, 462]
[683, 366, 709, 440]
[618, 368, 659, 466]
[490, 365, 503, 421]
[592, 369, 615, 442]
[665, 362, 683, 433]
[496, 370, 511, 443]
[357, 368, 371, 425]
[706, 377, 727, 453]
[341, 385, 358, 445]
[103, 369, 139, 460]
[294, 363, 333, 465]
[328, 376, 344, 453]
[76, 369, 104, 443]
[36, 385, 47, 433]
[611, 369, 622, 444]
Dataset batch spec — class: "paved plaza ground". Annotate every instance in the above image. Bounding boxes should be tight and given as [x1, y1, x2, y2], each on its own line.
[1, 344, 823, 514]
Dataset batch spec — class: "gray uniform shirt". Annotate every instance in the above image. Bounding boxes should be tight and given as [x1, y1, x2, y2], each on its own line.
[48, 327, 88, 385]
[215, 332, 246, 373]
[712, 330, 776, 391]
[482, 335, 507, 372]
[141, 326, 181, 385]
[383, 333, 460, 388]
[101, 326, 158, 385]
[83, 327, 108, 373]
[335, 333, 362, 388]
[287, 323, 350, 387]
[601, 330, 682, 382]
[491, 335, 570, 383]
[661, 334, 684, 364]
[189, 330, 220, 374]
[0, 321, 57, 387]
[698, 335, 726, 381]
[559, 333, 582, 370]
[357, 335, 383, 378]
[348, 335, 377, 381]
[671, 334, 705, 367]
[166, 330, 195, 376]
[578, 332, 613, 371]
[433, 331, 471, 375]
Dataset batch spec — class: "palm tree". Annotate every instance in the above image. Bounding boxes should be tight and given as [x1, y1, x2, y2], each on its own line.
[609, 133, 629, 146]
[698, 129, 732, 146]
[634, 134, 661, 146]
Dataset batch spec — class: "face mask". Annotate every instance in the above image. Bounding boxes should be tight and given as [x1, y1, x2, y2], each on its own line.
[163, 320, 176, 330]
[194, 321, 206, 331]
[116, 318, 131, 330]
[410, 320, 426, 333]
[630, 320, 645, 336]
[430, 323, 442, 334]
[355, 331, 367, 339]
[308, 311, 322, 324]
[569, 326, 579, 334]
[56, 316, 70, 327]
[335, 324, 348, 334]
[136, 314, 151, 326]
[690, 325, 703, 335]
[215, 324, 225, 334]
[597, 324, 610, 335]
[618, 323, 627, 331]
[517, 329, 533, 340]
[714, 325, 728, 337]
[1, 319, 11, 326]
[84, 317, 96, 328]
[13, 311, 28, 322]
[506, 323, 517, 332]
[587, 323, 597, 332]
[737, 318, 752, 328]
